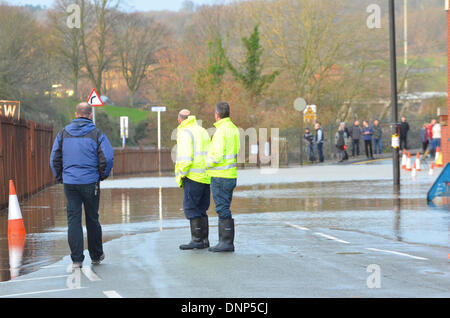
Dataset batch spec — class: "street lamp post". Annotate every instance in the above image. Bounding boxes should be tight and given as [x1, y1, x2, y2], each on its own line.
[389, 0, 401, 190]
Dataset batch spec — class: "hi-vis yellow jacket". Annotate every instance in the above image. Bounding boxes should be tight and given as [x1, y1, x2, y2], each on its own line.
[206, 117, 240, 179]
[175, 115, 211, 187]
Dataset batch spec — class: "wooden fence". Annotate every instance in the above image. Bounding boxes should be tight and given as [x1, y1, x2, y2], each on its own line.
[0, 117, 54, 210]
[0, 115, 175, 209]
[112, 147, 174, 176]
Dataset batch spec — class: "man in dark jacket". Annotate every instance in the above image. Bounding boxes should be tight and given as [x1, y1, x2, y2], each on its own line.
[50, 102, 114, 269]
[303, 128, 316, 163]
[351, 121, 361, 157]
[372, 120, 382, 155]
[399, 116, 409, 150]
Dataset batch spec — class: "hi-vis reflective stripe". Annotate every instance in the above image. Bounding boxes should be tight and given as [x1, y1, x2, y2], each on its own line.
[208, 163, 236, 170]
[183, 129, 196, 153]
[176, 156, 193, 162]
[207, 154, 237, 164]
[178, 168, 206, 175]
[207, 156, 222, 164]
[190, 168, 206, 173]
[181, 130, 207, 158]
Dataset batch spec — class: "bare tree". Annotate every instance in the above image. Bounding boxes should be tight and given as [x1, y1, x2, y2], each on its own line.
[80, 0, 119, 95]
[113, 13, 167, 107]
[0, 5, 49, 99]
[48, 0, 83, 98]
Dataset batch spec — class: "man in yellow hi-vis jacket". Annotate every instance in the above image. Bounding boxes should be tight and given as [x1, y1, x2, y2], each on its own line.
[175, 109, 211, 250]
[206, 102, 240, 252]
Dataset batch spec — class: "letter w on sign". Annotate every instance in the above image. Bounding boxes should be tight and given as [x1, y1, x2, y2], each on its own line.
[0, 101, 21, 120]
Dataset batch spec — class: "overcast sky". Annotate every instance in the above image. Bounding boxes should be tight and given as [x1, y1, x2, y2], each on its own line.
[8, 0, 229, 12]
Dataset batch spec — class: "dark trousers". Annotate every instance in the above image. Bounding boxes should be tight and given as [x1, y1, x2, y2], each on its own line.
[422, 141, 429, 153]
[211, 177, 237, 219]
[364, 140, 373, 158]
[64, 183, 103, 263]
[182, 177, 210, 219]
[400, 136, 408, 150]
[352, 139, 360, 156]
[316, 143, 324, 162]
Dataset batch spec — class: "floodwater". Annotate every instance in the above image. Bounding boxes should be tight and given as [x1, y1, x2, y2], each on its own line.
[0, 163, 448, 282]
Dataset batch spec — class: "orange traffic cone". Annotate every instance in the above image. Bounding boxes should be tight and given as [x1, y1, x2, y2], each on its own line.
[8, 180, 26, 279]
[401, 149, 407, 170]
[429, 162, 434, 176]
[415, 152, 421, 171]
[436, 149, 443, 168]
[8, 232, 26, 279]
[411, 161, 417, 177]
[435, 146, 441, 165]
[8, 180, 26, 236]
[405, 152, 412, 172]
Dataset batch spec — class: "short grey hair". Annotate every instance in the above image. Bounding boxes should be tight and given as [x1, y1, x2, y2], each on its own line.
[76, 102, 92, 118]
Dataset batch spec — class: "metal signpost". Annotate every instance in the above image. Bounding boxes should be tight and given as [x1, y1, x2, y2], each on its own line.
[294, 98, 307, 166]
[120, 116, 129, 148]
[87, 88, 104, 124]
[152, 106, 167, 150]
[152, 106, 167, 175]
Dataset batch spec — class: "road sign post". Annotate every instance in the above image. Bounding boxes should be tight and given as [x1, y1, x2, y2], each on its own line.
[294, 98, 307, 166]
[120, 116, 129, 149]
[87, 88, 104, 125]
[152, 106, 167, 175]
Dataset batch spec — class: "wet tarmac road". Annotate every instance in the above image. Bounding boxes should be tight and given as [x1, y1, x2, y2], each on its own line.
[0, 161, 448, 297]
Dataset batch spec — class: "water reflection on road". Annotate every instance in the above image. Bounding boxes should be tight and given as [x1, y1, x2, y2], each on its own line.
[0, 174, 448, 282]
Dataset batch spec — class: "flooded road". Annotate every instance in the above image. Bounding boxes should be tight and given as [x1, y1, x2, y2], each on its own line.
[0, 163, 448, 282]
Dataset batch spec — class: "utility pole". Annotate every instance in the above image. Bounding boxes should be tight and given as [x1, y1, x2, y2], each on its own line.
[403, 0, 408, 94]
[389, 0, 401, 190]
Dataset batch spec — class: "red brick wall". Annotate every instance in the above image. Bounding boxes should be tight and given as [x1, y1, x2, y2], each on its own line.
[443, 9, 450, 164]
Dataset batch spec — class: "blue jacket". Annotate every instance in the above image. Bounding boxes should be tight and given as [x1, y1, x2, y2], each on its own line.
[362, 126, 373, 141]
[50, 118, 114, 184]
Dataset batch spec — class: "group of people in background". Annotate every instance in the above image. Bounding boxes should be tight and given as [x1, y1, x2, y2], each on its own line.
[421, 118, 441, 158]
[333, 119, 383, 163]
[304, 116, 443, 165]
[304, 119, 383, 164]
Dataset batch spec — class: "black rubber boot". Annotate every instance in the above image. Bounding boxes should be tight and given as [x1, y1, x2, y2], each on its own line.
[208, 218, 235, 252]
[180, 218, 204, 250]
[201, 216, 210, 248]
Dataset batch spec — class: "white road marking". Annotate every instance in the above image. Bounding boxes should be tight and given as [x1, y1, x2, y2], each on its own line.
[285, 222, 310, 231]
[314, 232, 350, 244]
[103, 290, 123, 298]
[81, 267, 102, 281]
[366, 248, 429, 260]
[0, 287, 87, 298]
[42, 264, 67, 269]
[0, 275, 70, 284]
